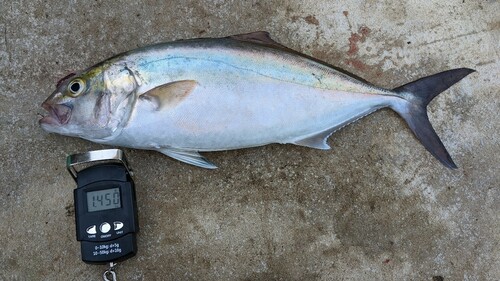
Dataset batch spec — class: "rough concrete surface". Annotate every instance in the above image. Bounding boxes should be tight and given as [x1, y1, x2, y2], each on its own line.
[0, 1, 499, 280]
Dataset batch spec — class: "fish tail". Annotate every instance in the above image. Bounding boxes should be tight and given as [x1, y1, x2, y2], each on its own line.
[390, 68, 475, 169]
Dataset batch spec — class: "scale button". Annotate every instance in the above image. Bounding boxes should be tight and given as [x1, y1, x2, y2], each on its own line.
[100, 222, 111, 233]
[114, 221, 124, 231]
[86, 225, 97, 235]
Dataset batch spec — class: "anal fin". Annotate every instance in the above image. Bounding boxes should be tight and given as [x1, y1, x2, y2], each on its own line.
[291, 129, 336, 150]
[158, 148, 217, 169]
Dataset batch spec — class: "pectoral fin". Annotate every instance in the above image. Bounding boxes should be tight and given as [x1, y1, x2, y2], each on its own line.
[140, 80, 197, 110]
[292, 129, 336, 150]
[158, 148, 218, 169]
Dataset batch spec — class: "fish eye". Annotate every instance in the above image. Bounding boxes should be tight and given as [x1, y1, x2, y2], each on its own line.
[67, 78, 85, 97]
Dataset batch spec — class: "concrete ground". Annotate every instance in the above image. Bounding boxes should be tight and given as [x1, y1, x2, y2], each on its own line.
[0, 1, 498, 280]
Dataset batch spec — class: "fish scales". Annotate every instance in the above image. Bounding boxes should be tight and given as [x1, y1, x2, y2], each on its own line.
[112, 39, 393, 149]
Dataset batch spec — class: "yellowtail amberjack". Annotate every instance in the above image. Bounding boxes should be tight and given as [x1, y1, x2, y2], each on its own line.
[40, 32, 474, 169]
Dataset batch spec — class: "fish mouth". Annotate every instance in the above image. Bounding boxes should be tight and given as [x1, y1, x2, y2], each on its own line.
[39, 102, 72, 126]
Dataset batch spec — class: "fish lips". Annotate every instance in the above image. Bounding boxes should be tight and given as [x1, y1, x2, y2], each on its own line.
[39, 102, 72, 126]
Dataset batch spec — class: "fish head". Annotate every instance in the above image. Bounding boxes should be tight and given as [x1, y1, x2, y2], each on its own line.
[40, 62, 139, 141]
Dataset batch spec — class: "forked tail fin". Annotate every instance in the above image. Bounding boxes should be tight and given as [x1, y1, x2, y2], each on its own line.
[391, 68, 475, 169]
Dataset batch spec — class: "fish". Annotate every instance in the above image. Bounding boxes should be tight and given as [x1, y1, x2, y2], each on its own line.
[39, 31, 475, 169]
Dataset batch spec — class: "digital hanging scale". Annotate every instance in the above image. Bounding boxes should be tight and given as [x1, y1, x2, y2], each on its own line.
[67, 149, 139, 277]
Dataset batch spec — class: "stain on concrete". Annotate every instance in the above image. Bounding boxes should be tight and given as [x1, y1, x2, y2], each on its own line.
[304, 15, 320, 26]
[347, 25, 371, 56]
[345, 58, 368, 72]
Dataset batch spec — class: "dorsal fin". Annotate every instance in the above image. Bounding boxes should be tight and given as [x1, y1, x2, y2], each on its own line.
[228, 31, 289, 50]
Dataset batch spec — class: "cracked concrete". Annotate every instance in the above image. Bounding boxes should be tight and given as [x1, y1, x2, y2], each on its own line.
[0, 1, 499, 280]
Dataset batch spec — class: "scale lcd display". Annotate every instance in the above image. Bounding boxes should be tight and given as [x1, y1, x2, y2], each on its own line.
[86, 187, 121, 212]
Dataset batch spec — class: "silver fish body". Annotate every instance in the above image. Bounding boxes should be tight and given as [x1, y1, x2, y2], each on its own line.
[40, 32, 474, 169]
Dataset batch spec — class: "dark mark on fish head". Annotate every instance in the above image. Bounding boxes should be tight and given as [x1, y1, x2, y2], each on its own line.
[56, 72, 76, 88]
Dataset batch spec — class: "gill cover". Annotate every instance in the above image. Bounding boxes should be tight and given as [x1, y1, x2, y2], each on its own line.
[93, 63, 140, 140]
